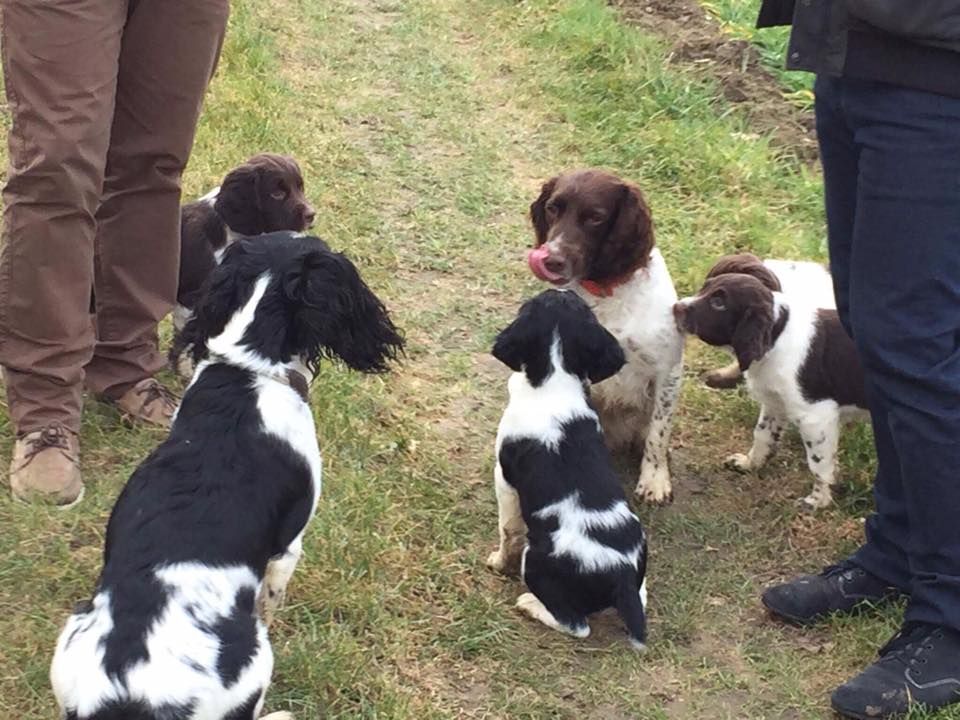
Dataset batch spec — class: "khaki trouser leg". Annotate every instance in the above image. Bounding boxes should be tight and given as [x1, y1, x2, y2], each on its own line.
[0, 0, 127, 435]
[85, 0, 229, 398]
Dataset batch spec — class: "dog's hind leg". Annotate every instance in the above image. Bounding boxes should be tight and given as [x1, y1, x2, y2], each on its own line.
[703, 360, 743, 389]
[258, 536, 303, 626]
[517, 557, 589, 638]
[486, 463, 527, 576]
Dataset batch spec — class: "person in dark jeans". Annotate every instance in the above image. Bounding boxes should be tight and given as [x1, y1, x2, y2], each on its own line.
[756, 1, 960, 718]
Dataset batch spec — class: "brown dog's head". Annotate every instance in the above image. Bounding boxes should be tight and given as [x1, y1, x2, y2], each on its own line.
[673, 273, 780, 371]
[705, 252, 782, 292]
[527, 170, 654, 290]
[214, 153, 315, 236]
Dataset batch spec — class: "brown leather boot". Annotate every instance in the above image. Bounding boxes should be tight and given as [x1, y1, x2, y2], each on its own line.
[10, 423, 83, 507]
[111, 378, 180, 428]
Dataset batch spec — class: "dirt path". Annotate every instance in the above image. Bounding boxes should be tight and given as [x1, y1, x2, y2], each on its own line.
[614, 0, 819, 162]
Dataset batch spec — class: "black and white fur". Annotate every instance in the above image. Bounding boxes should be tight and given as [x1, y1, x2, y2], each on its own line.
[51, 233, 403, 720]
[487, 290, 649, 649]
[675, 272, 866, 509]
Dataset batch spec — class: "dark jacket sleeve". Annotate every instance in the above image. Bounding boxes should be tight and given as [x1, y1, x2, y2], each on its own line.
[757, 0, 796, 28]
[847, 0, 960, 47]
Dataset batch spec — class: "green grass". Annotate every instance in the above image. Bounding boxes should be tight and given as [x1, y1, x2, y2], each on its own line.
[1, 0, 955, 718]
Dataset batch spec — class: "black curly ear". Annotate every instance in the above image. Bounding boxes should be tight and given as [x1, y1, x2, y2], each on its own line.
[529, 177, 558, 247]
[732, 306, 774, 371]
[582, 322, 626, 383]
[284, 250, 404, 374]
[492, 307, 553, 385]
[214, 163, 263, 235]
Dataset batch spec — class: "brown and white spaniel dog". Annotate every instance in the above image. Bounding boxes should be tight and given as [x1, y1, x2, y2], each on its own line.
[700, 252, 836, 389]
[526, 169, 683, 504]
[171, 154, 315, 373]
[674, 270, 867, 509]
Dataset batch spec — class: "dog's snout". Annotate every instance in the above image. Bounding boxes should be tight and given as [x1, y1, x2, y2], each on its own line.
[303, 207, 316, 228]
[543, 255, 566, 275]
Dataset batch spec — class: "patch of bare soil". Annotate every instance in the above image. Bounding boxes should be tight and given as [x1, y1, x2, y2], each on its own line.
[612, 0, 818, 163]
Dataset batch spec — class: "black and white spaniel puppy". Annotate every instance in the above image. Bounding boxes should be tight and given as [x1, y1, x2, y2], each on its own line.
[674, 272, 866, 509]
[527, 169, 684, 504]
[172, 154, 315, 373]
[699, 253, 836, 389]
[51, 233, 403, 720]
[487, 290, 649, 649]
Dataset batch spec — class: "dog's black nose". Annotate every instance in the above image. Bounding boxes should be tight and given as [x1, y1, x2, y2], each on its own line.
[304, 208, 316, 227]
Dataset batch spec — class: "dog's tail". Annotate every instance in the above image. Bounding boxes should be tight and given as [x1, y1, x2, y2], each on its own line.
[614, 568, 648, 652]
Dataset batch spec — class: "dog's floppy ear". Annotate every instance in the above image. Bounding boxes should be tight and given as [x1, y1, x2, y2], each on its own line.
[214, 163, 263, 235]
[580, 321, 626, 383]
[491, 315, 529, 373]
[529, 177, 558, 246]
[591, 182, 653, 281]
[284, 249, 404, 374]
[731, 305, 774, 371]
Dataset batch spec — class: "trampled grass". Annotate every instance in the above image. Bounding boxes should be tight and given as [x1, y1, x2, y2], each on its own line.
[1, 0, 954, 718]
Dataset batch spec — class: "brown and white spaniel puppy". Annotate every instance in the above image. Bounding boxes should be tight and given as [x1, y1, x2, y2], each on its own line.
[674, 272, 867, 509]
[700, 253, 836, 389]
[527, 169, 683, 504]
[171, 154, 315, 373]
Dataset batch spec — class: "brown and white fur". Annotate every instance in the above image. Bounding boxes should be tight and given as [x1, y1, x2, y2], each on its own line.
[527, 169, 683, 504]
[674, 272, 867, 509]
[701, 253, 836, 389]
[172, 154, 315, 375]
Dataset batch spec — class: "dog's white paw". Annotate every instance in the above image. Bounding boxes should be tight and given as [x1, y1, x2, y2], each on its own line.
[801, 488, 833, 511]
[724, 453, 753, 473]
[486, 550, 506, 573]
[635, 466, 673, 505]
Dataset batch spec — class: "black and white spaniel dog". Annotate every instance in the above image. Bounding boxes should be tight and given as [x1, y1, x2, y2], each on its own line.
[51, 233, 403, 720]
[487, 290, 648, 649]
[674, 271, 866, 509]
[171, 154, 315, 374]
[527, 169, 683, 504]
[699, 253, 836, 389]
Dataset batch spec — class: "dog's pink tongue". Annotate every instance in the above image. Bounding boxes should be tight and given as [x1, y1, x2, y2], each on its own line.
[527, 246, 564, 283]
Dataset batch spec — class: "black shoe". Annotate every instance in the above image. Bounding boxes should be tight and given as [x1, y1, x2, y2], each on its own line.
[761, 560, 900, 626]
[832, 622, 960, 719]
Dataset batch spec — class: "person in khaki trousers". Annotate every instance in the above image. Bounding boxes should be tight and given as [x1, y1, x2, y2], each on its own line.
[0, 0, 230, 507]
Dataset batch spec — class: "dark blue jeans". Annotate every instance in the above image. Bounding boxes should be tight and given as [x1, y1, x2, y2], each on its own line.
[815, 75, 960, 631]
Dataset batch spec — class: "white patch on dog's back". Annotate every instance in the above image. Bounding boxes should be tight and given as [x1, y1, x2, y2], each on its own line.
[535, 494, 642, 572]
[50, 593, 120, 716]
[51, 564, 272, 719]
[496, 336, 598, 453]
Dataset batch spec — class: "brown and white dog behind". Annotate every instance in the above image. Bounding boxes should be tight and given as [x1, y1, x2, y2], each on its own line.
[171, 153, 315, 373]
[674, 271, 867, 509]
[701, 252, 836, 389]
[526, 169, 684, 504]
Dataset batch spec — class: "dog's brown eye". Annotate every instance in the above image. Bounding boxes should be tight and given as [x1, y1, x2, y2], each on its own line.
[585, 212, 606, 225]
[545, 201, 558, 216]
[271, 189, 287, 201]
[709, 295, 726, 311]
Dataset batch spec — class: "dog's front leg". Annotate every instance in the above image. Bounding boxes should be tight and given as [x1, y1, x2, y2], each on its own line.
[726, 405, 785, 472]
[635, 362, 682, 504]
[486, 463, 526, 576]
[258, 535, 303, 626]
